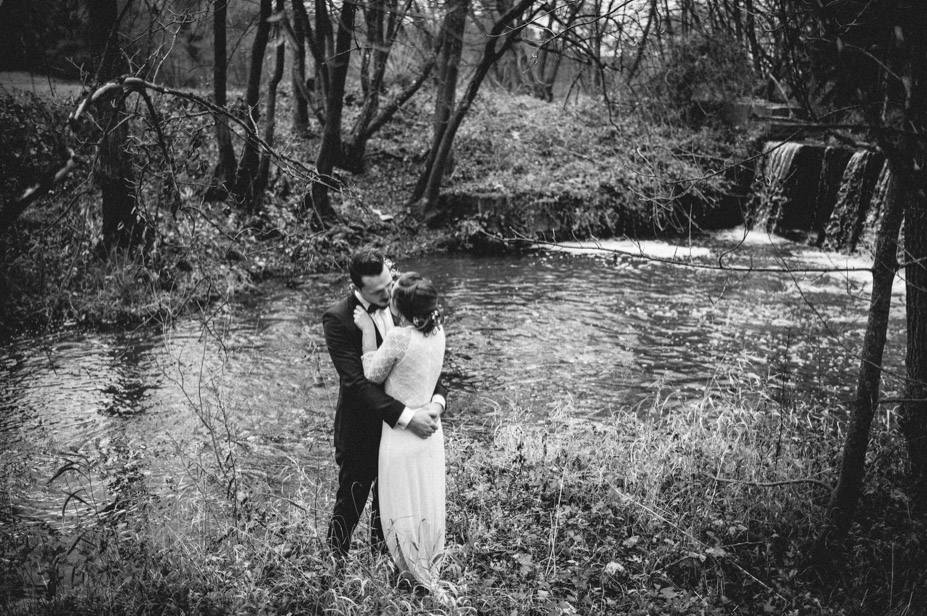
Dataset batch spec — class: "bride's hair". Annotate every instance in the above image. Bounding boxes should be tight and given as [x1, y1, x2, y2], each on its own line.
[392, 272, 444, 335]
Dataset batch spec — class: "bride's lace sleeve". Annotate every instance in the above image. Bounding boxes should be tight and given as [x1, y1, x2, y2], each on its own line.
[361, 327, 411, 384]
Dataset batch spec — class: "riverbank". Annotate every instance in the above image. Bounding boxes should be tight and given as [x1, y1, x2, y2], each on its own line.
[4, 76, 922, 616]
[3, 379, 923, 615]
[0, 74, 750, 334]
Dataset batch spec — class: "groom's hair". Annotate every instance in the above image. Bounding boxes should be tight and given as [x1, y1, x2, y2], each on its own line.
[348, 248, 386, 288]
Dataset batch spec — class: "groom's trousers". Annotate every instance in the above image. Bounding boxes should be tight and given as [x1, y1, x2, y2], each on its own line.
[328, 447, 386, 556]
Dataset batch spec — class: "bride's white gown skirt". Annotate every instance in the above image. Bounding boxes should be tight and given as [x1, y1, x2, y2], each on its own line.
[379, 420, 446, 587]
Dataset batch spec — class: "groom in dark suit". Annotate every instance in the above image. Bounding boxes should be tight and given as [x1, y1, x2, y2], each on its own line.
[322, 248, 446, 556]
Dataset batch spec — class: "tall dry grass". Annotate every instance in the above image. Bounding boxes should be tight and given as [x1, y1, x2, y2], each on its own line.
[6, 366, 923, 616]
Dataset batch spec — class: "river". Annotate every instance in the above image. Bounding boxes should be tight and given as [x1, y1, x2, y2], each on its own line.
[0, 228, 907, 535]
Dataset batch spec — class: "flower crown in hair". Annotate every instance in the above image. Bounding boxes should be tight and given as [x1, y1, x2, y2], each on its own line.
[412, 308, 443, 331]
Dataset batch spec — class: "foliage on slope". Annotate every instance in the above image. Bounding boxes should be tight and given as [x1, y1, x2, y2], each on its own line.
[0, 78, 754, 330]
[355, 90, 753, 250]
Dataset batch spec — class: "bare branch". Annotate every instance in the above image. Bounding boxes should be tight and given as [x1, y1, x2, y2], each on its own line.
[102, 76, 319, 184]
[705, 473, 833, 492]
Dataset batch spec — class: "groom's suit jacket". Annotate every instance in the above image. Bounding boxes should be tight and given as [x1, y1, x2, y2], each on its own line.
[322, 293, 447, 467]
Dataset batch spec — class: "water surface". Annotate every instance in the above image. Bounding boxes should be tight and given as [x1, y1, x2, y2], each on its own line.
[0, 229, 907, 532]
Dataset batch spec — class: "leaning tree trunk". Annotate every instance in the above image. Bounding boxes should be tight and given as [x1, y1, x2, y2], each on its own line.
[901, 197, 927, 504]
[341, 0, 433, 173]
[233, 0, 272, 209]
[256, 1, 286, 209]
[409, 0, 471, 206]
[341, 0, 392, 173]
[88, 0, 141, 251]
[816, 170, 906, 547]
[209, 0, 237, 199]
[413, 0, 536, 219]
[304, 0, 355, 226]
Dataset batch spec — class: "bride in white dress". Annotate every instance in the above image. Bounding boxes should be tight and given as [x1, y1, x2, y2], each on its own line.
[353, 272, 446, 589]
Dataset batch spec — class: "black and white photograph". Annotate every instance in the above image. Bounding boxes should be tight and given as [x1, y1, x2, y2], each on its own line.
[1, 0, 925, 614]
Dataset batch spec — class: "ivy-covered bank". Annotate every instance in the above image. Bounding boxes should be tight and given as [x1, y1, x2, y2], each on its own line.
[0, 82, 751, 332]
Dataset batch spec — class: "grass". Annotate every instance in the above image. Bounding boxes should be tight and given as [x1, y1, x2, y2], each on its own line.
[3, 370, 924, 615]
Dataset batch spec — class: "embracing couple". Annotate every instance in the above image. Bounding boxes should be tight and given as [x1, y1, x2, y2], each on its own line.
[321, 248, 448, 589]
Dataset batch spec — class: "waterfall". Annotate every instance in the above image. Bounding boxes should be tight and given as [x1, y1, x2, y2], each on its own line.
[811, 147, 854, 246]
[761, 141, 803, 184]
[824, 150, 884, 252]
[752, 141, 804, 230]
[753, 141, 825, 236]
[748, 139, 888, 252]
[858, 161, 892, 251]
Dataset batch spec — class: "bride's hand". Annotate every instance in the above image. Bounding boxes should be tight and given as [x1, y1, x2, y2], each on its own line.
[353, 306, 375, 331]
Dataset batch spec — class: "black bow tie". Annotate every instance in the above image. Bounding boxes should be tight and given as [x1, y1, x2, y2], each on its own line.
[366, 303, 381, 314]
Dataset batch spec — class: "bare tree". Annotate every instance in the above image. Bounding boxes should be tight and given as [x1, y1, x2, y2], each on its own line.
[303, 0, 357, 225]
[88, 0, 143, 250]
[291, 0, 311, 135]
[210, 0, 237, 198]
[409, 0, 472, 208]
[290, 0, 327, 123]
[490, 0, 583, 100]
[785, 0, 927, 543]
[410, 0, 542, 220]
[257, 0, 288, 201]
[895, 7, 927, 507]
[341, 0, 434, 172]
[233, 0, 272, 211]
[902, 195, 927, 504]
[819, 173, 905, 544]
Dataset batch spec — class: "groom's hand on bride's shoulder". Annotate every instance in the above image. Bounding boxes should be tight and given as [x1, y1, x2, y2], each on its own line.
[406, 406, 439, 438]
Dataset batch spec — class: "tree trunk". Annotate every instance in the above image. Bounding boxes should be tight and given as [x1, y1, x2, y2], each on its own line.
[413, 0, 537, 219]
[362, 56, 436, 138]
[410, 0, 470, 205]
[304, 0, 355, 226]
[209, 0, 237, 199]
[98, 103, 139, 249]
[817, 170, 905, 547]
[291, 0, 310, 135]
[742, 0, 764, 75]
[341, 0, 428, 173]
[533, 0, 581, 101]
[256, 0, 286, 211]
[628, 0, 656, 81]
[291, 0, 327, 125]
[314, 0, 334, 105]
[233, 0, 272, 209]
[341, 0, 394, 173]
[88, 0, 141, 251]
[901, 198, 927, 504]
[894, 0, 927, 509]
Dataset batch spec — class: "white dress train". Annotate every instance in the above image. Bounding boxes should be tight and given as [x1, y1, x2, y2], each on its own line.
[362, 325, 446, 587]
